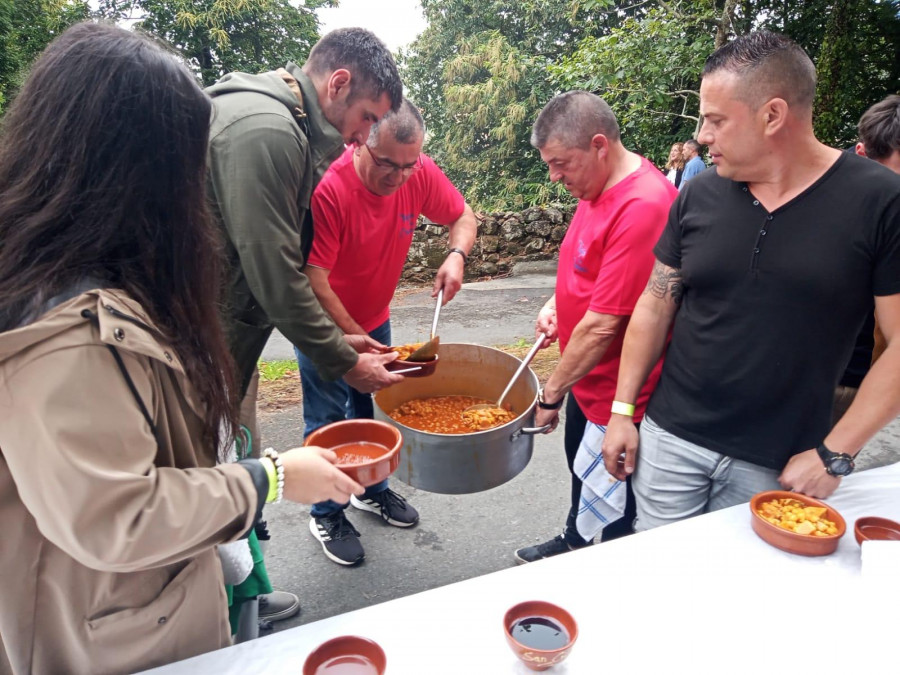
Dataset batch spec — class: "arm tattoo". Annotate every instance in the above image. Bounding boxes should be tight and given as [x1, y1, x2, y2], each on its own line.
[644, 261, 684, 305]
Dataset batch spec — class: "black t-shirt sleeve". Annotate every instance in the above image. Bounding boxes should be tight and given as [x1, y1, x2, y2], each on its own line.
[652, 196, 684, 269]
[874, 192, 900, 296]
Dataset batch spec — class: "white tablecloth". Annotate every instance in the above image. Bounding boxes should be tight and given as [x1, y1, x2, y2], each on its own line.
[144, 462, 900, 675]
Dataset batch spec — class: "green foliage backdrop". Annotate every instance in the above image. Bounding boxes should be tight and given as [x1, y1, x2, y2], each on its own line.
[401, 0, 900, 210]
[3, 0, 900, 207]
[0, 0, 89, 115]
[96, 0, 333, 86]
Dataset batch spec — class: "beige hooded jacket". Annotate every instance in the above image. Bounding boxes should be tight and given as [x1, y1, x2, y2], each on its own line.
[0, 289, 261, 674]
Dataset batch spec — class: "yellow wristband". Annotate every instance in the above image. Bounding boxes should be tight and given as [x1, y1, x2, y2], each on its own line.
[260, 457, 278, 503]
[611, 400, 636, 417]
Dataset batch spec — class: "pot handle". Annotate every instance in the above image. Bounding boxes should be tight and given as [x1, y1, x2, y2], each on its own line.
[512, 424, 552, 439]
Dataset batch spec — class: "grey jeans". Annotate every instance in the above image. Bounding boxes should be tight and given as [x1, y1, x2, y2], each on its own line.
[633, 415, 781, 532]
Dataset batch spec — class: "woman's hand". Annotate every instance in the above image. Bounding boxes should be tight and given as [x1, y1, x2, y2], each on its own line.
[279, 447, 364, 504]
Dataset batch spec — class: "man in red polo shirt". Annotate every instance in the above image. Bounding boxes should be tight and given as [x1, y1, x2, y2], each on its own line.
[514, 91, 677, 563]
[298, 99, 477, 565]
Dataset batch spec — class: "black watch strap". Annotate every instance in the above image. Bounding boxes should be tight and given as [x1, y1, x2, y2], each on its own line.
[447, 247, 468, 266]
[538, 391, 564, 410]
[816, 442, 855, 476]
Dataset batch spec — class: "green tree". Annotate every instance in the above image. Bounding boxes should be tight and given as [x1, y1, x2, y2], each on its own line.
[401, 0, 625, 209]
[552, 1, 723, 167]
[0, 0, 89, 114]
[554, 0, 900, 163]
[97, 0, 333, 86]
[406, 0, 900, 207]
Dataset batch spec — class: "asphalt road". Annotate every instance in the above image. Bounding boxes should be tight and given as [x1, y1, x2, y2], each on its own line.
[256, 265, 900, 634]
[261, 266, 560, 362]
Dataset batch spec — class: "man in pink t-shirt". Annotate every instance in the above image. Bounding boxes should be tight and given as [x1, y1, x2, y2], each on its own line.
[514, 91, 677, 564]
[298, 100, 477, 566]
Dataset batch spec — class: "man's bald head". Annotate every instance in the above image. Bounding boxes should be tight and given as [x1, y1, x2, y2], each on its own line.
[368, 99, 425, 149]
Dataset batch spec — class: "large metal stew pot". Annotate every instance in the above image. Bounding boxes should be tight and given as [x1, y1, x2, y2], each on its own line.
[373, 343, 546, 494]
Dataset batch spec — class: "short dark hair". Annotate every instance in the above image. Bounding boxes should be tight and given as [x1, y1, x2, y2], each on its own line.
[702, 30, 816, 112]
[684, 139, 702, 154]
[858, 95, 900, 161]
[305, 28, 403, 111]
[369, 99, 425, 147]
[0, 22, 238, 452]
[531, 90, 620, 150]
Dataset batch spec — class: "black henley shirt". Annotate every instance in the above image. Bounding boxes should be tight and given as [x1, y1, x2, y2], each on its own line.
[648, 152, 900, 470]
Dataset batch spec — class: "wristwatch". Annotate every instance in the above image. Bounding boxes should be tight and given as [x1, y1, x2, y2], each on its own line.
[537, 390, 564, 410]
[815, 442, 855, 477]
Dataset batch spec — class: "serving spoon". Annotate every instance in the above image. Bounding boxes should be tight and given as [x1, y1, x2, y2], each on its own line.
[405, 288, 443, 362]
[464, 332, 547, 413]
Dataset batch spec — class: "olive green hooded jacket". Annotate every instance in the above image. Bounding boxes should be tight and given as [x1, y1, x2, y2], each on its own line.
[206, 63, 357, 394]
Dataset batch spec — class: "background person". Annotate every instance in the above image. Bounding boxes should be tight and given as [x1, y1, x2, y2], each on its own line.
[602, 31, 900, 532]
[664, 141, 685, 188]
[831, 93, 900, 421]
[513, 91, 677, 564]
[679, 138, 706, 186]
[857, 94, 900, 173]
[0, 23, 363, 674]
[205, 27, 404, 620]
[299, 99, 476, 565]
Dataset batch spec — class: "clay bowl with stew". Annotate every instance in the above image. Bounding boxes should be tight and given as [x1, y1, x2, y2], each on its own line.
[302, 635, 386, 675]
[304, 419, 402, 487]
[503, 600, 578, 672]
[854, 516, 900, 546]
[385, 353, 439, 378]
[750, 490, 846, 556]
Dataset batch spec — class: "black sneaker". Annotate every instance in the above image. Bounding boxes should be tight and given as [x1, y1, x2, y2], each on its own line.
[513, 534, 591, 565]
[308, 512, 364, 566]
[351, 488, 419, 527]
[257, 591, 300, 622]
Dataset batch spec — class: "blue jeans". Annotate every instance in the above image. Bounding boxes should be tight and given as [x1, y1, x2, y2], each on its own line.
[633, 414, 781, 532]
[295, 319, 391, 518]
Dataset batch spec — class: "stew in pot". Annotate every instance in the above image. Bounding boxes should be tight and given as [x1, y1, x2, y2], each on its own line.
[389, 395, 516, 433]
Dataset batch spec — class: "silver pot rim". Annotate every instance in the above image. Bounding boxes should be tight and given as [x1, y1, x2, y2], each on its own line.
[376, 342, 539, 438]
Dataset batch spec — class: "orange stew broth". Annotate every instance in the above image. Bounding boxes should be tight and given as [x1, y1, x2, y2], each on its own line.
[333, 442, 390, 466]
[388, 395, 517, 434]
[390, 343, 423, 360]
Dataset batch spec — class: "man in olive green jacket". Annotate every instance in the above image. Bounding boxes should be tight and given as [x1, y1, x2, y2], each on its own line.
[207, 28, 404, 409]
[206, 28, 404, 623]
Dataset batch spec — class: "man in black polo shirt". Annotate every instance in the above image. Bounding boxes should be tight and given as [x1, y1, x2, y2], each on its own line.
[601, 31, 900, 530]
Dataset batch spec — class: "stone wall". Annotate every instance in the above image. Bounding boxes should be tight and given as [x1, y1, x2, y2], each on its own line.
[402, 204, 575, 282]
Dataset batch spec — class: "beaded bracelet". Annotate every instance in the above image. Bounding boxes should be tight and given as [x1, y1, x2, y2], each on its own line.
[262, 448, 285, 503]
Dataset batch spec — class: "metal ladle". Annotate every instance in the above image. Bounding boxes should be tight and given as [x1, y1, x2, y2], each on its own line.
[405, 288, 442, 362]
[389, 289, 443, 374]
[465, 332, 547, 413]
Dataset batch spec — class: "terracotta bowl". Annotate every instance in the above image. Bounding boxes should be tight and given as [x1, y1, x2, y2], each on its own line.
[304, 419, 402, 487]
[854, 516, 900, 546]
[385, 353, 439, 378]
[749, 490, 846, 557]
[503, 600, 578, 672]
[302, 635, 386, 675]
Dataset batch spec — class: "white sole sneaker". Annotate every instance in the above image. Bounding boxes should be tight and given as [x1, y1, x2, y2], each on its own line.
[307, 517, 364, 566]
[350, 494, 418, 527]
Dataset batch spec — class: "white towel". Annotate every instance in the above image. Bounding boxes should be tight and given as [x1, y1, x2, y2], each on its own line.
[574, 422, 626, 541]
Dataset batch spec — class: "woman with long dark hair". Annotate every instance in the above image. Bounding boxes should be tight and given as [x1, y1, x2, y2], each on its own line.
[0, 22, 362, 674]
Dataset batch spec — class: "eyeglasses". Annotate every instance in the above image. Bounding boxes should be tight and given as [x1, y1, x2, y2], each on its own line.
[363, 144, 423, 175]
